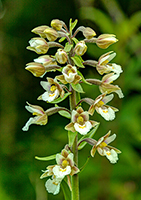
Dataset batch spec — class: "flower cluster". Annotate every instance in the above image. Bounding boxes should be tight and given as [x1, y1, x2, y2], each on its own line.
[40, 149, 79, 195]
[23, 19, 123, 196]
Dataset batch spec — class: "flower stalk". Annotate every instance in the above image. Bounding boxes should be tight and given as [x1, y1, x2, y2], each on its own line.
[23, 18, 123, 199]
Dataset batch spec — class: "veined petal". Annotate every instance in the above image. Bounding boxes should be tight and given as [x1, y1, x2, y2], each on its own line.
[102, 94, 114, 104]
[104, 134, 116, 144]
[114, 87, 124, 98]
[98, 106, 115, 121]
[53, 165, 71, 178]
[22, 117, 36, 131]
[45, 178, 61, 195]
[40, 81, 50, 91]
[104, 149, 118, 164]
[74, 121, 92, 135]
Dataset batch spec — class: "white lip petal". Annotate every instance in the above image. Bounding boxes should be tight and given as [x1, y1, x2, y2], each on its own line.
[45, 178, 61, 195]
[98, 107, 115, 121]
[53, 165, 71, 178]
[104, 149, 118, 164]
[74, 121, 92, 135]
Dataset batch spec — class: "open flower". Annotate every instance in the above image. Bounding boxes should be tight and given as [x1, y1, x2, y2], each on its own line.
[97, 51, 123, 75]
[27, 37, 49, 54]
[90, 131, 121, 163]
[88, 93, 118, 121]
[40, 149, 79, 195]
[56, 64, 82, 84]
[38, 77, 64, 102]
[65, 107, 98, 135]
[22, 102, 48, 131]
[99, 73, 124, 98]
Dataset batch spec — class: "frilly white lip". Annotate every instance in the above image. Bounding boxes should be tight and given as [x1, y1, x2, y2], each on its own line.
[74, 121, 92, 135]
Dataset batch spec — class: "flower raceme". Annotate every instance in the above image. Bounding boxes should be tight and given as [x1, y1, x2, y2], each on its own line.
[22, 102, 48, 131]
[65, 107, 98, 135]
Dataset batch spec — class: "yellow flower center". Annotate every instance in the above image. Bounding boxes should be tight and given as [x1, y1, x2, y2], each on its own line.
[99, 142, 107, 148]
[60, 168, 67, 172]
[49, 93, 55, 97]
[106, 151, 111, 156]
[50, 85, 56, 92]
[67, 69, 73, 75]
[62, 160, 68, 168]
[78, 124, 86, 129]
[97, 100, 105, 107]
[103, 110, 108, 113]
[77, 116, 84, 123]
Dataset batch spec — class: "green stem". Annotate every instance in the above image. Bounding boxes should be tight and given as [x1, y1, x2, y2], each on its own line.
[69, 87, 79, 200]
[71, 134, 79, 200]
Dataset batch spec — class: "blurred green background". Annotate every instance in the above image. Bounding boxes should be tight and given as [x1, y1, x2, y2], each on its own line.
[0, 0, 141, 199]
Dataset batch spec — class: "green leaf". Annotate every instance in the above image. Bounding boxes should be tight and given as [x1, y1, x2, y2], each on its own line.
[61, 179, 71, 200]
[64, 42, 73, 52]
[35, 154, 56, 161]
[59, 37, 66, 43]
[71, 83, 84, 93]
[68, 131, 77, 147]
[58, 110, 71, 119]
[71, 55, 85, 68]
[78, 123, 100, 150]
[69, 18, 78, 33]
[72, 37, 79, 44]
[50, 92, 71, 104]
[77, 70, 92, 85]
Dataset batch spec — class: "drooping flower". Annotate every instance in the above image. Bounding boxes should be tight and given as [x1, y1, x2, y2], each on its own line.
[99, 73, 124, 98]
[74, 40, 87, 56]
[44, 27, 58, 41]
[65, 107, 98, 135]
[38, 77, 64, 102]
[22, 102, 48, 131]
[31, 25, 49, 38]
[25, 62, 46, 77]
[96, 34, 118, 49]
[90, 131, 121, 163]
[27, 37, 49, 54]
[96, 51, 123, 75]
[51, 19, 63, 31]
[82, 27, 96, 39]
[55, 48, 68, 64]
[88, 93, 118, 121]
[40, 149, 79, 195]
[56, 64, 82, 84]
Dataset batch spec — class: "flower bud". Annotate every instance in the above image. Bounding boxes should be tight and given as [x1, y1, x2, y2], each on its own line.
[34, 55, 57, 66]
[51, 19, 63, 31]
[74, 41, 87, 56]
[96, 34, 118, 49]
[44, 27, 58, 41]
[25, 62, 46, 77]
[55, 49, 68, 64]
[27, 37, 49, 54]
[31, 25, 49, 38]
[83, 27, 96, 39]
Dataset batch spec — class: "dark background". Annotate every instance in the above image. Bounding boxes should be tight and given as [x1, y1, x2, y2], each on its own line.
[0, 0, 141, 199]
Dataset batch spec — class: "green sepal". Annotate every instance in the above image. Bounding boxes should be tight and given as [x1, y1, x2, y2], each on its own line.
[59, 37, 66, 43]
[35, 154, 56, 161]
[71, 83, 84, 93]
[49, 92, 71, 104]
[68, 131, 77, 147]
[77, 70, 92, 85]
[71, 55, 85, 68]
[61, 179, 71, 200]
[72, 37, 79, 44]
[78, 123, 100, 150]
[55, 104, 71, 119]
[69, 18, 78, 33]
[64, 42, 73, 52]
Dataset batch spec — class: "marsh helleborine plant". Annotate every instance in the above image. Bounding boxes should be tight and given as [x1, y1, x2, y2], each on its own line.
[23, 19, 123, 199]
